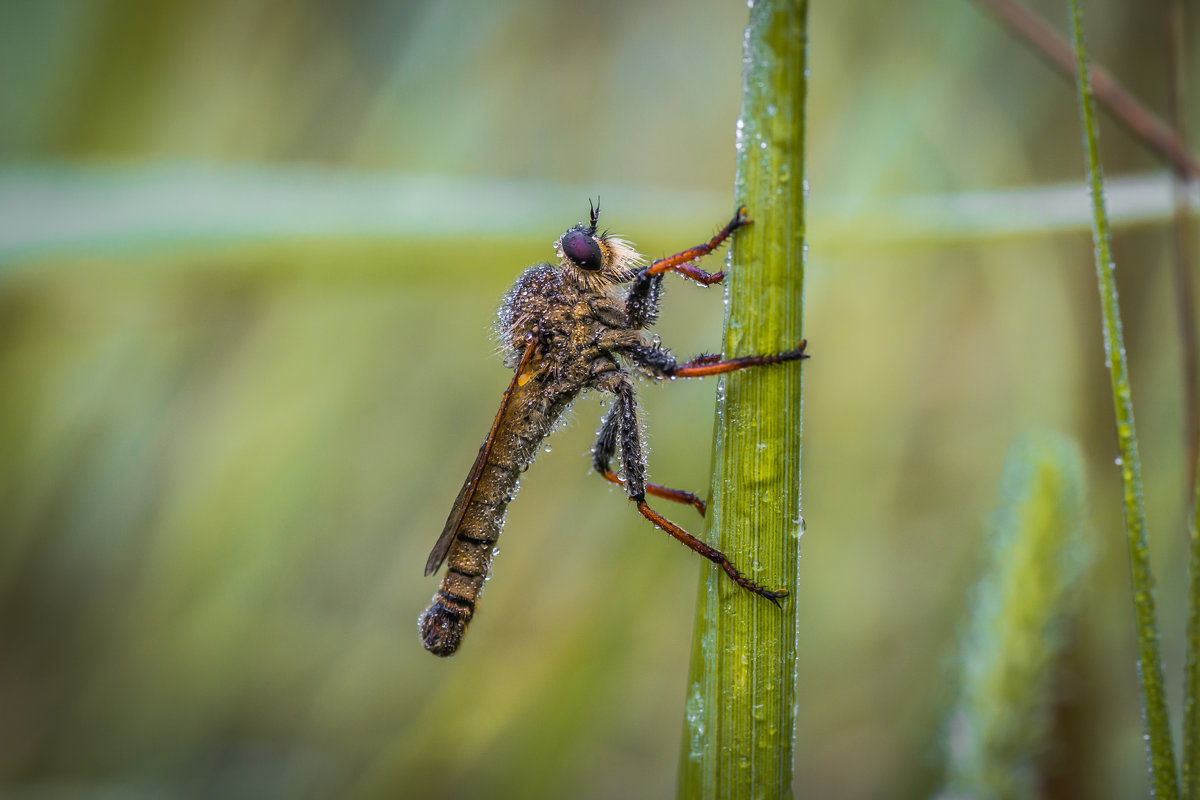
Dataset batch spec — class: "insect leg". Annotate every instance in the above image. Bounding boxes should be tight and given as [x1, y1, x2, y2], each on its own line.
[669, 340, 808, 377]
[594, 370, 783, 603]
[635, 501, 787, 605]
[644, 206, 751, 285]
[609, 372, 646, 499]
[604, 474, 706, 514]
[593, 403, 707, 514]
[624, 268, 665, 328]
[591, 401, 620, 474]
[620, 341, 806, 380]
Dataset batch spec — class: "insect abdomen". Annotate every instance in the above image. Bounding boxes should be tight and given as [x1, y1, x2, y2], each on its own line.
[420, 392, 563, 656]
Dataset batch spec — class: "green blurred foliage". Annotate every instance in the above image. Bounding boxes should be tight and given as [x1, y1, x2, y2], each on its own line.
[0, 0, 1196, 798]
[943, 432, 1088, 800]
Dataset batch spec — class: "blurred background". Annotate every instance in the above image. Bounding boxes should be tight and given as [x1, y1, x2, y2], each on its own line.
[0, 0, 1197, 797]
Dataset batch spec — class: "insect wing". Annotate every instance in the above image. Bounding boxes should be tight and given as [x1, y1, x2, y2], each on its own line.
[424, 342, 536, 576]
[424, 432, 495, 575]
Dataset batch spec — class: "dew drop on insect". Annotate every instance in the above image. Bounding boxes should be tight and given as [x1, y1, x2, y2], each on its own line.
[492, 546, 500, 557]
[1114, 456, 1123, 466]
[544, 444, 552, 453]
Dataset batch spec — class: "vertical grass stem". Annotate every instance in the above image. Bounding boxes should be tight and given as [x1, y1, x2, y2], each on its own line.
[678, 1, 808, 797]
[1068, 1, 1180, 795]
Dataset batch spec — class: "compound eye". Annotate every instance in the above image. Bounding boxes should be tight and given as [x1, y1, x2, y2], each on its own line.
[561, 230, 602, 271]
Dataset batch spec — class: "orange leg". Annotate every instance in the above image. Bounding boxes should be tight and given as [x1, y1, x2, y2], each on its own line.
[671, 341, 808, 378]
[645, 206, 751, 285]
[635, 500, 787, 605]
[601, 471, 706, 515]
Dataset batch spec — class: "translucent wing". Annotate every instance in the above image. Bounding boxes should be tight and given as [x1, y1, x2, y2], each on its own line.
[424, 342, 536, 576]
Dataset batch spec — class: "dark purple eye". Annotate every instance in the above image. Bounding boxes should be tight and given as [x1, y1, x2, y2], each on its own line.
[561, 230, 602, 271]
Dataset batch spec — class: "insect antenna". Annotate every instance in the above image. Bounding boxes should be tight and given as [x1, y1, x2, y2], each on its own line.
[588, 197, 601, 235]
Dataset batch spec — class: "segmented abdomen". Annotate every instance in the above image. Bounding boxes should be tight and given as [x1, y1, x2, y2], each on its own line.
[419, 381, 571, 656]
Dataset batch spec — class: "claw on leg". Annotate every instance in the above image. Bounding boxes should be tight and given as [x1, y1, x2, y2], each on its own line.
[671, 341, 808, 378]
[634, 500, 787, 606]
[645, 206, 752, 285]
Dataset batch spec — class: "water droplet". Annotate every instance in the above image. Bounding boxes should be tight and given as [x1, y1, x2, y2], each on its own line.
[685, 682, 706, 762]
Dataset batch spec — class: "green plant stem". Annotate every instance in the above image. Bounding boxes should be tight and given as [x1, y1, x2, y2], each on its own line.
[677, 1, 807, 798]
[1068, 1, 1180, 796]
[1187, 458, 1200, 800]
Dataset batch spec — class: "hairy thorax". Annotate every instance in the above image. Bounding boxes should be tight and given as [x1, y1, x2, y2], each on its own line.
[497, 263, 635, 388]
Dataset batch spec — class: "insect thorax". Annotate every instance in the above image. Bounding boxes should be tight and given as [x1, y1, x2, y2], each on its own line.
[496, 263, 558, 368]
[496, 262, 626, 374]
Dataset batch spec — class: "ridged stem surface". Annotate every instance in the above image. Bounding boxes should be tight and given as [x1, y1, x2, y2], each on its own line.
[678, 1, 808, 797]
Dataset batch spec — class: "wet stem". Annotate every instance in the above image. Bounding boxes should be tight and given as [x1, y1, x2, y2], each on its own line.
[1067, 0, 1180, 796]
[677, 1, 808, 798]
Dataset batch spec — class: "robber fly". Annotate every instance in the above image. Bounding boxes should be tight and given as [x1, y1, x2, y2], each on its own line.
[419, 202, 807, 657]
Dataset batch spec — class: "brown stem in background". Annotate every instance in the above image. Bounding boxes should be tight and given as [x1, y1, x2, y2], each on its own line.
[972, 0, 1200, 181]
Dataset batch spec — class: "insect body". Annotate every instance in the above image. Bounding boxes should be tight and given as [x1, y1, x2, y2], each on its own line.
[420, 202, 807, 657]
